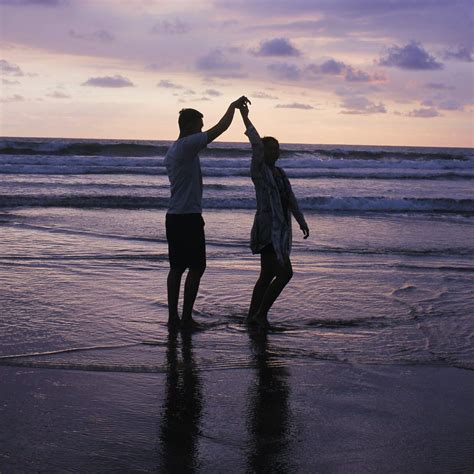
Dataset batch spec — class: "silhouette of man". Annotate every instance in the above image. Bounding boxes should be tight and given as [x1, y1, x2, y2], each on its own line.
[164, 96, 250, 329]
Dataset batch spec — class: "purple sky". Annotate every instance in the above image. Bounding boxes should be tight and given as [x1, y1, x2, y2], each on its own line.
[1, 0, 473, 145]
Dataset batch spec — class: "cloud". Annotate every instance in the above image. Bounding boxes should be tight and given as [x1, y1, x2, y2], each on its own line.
[220, 1, 472, 48]
[251, 37, 301, 57]
[305, 59, 385, 84]
[0, 0, 64, 5]
[252, 91, 278, 100]
[69, 29, 114, 43]
[0, 94, 25, 102]
[82, 75, 134, 88]
[340, 96, 387, 114]
[47, 90, 70, 98]
[157, 79, 184, 89]
[146, 62, 172, 71]
[0, 59, 24, 76]
[204, 89, 222, 97]
[217, 0, 454, 17]
[196, 49, 241, 71]
[424, 82, 455, 90]
[318, 59, 346, 75]
[408, 107, 440, 117]
[267, 62, 301, 81]
[151, 19, 190, 35]
[379, 41, 443, 70]
[2, 78, 20, 85]
[438, 100, 463, 111]
[344, 67, 371, 82]
[275, 102, 314, 110]
[444, 46, 473, 62]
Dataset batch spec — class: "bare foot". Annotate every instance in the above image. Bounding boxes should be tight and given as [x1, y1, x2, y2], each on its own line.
[167, 316, 180, 330]
[254, 314, 270, 329]
[180, 318, 201, 332]
[246, 313, 269, 329]
[245, 314, 258, 325]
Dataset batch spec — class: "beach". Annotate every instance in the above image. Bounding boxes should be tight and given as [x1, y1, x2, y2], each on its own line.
[1, 138, 474, 471]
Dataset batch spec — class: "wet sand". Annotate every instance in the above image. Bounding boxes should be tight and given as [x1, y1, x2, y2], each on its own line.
[1, 330, 473, 473]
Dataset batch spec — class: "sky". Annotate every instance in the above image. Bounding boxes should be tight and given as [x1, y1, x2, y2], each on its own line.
[0, 0, 473, 146]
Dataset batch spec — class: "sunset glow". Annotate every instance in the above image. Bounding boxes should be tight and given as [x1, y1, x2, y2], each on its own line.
[1, 0, 473, 146]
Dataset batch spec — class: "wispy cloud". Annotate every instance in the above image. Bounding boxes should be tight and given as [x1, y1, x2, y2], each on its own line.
[305, 59, 385, 84]
[151, 19, 190, 35]
[276, 102, 314, 110]
[157, 79, 184, 89]
[251, 38, 301, 57]
[47, 90, 70, 98]
[1, 78, 20, 85]
[82, 75, 134, 88]
[69, 29, 114, 43]
[204, 89, 222, 97]
[252, 91, 278, 100]
[424, 82, 455, 90]
[341, 96, 387, 114]
[379, 41, 443, 70]
[0, 59, 24, 76]
[408, 107, 440, 117]
[196, 49, 241, 72]
[0, 0, 65, 5]
[443, 46, 473, 62]
[438, 100, 463, 111]
[0, 93, 25, 102]
[267, 62, 301, 81]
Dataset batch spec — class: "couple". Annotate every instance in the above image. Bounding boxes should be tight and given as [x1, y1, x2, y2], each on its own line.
[164, 96, 309, 330]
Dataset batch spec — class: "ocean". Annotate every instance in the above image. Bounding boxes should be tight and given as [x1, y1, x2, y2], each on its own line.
[1, 136, 473, 471]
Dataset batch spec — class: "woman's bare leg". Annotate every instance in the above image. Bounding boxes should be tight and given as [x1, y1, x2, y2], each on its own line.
[247, 254, 276, 321]
[253, 253, 293, 327]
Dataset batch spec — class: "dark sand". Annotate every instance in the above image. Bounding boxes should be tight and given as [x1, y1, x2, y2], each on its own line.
[1, 330, 473, 473]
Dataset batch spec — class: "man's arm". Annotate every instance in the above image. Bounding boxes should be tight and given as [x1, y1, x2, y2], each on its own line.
[205, 96, 250, 144]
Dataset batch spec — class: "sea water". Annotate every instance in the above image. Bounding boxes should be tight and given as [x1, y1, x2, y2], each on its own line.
[0, 137, 473, 371]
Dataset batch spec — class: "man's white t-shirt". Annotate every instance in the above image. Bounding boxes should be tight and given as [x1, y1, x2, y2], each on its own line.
[164, 132, 208, 214]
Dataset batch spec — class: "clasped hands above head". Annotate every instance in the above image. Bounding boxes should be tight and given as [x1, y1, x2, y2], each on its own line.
[232, 96, 251, 110]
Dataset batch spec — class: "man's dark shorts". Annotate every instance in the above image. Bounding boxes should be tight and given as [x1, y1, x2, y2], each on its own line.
[166, 213, 206, 270]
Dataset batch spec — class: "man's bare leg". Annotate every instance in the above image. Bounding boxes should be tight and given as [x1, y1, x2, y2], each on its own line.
[252, 256, 293, 327]
[167, 267, 185, 327]
[181, 265, 205, 328]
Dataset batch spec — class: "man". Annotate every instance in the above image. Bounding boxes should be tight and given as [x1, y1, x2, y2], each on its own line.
[164, 96, 250, 329]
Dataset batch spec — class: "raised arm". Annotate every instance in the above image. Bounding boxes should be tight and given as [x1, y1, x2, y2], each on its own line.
[239, 103, 265, 177]
[205, 96, 250, 144]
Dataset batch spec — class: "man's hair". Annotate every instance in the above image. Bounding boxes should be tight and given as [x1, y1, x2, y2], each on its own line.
[178, 108, 203, 132]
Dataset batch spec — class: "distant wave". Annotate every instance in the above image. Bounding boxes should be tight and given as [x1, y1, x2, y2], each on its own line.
[1, 138, 471, 161]
[307, 148, 469, 161]
[1, 156, 473, 180]
[0, 139, 248, 158]
[0, 141, 169, 157]
[1, 194, 473, 214]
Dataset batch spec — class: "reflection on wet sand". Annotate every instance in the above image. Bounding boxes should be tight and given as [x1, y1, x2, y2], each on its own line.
[159, 329, 202, 472]
[246, 329, 294, 472]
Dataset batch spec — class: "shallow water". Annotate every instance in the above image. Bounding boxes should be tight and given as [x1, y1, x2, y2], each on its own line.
[1, 208, 473, 373]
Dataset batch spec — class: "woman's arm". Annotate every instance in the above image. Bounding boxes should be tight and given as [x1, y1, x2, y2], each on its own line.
[240, 104, 264, 177]
[283, 171, 310, 239]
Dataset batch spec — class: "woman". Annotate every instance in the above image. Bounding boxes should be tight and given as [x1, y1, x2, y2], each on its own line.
[240, 103, 309, 327]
